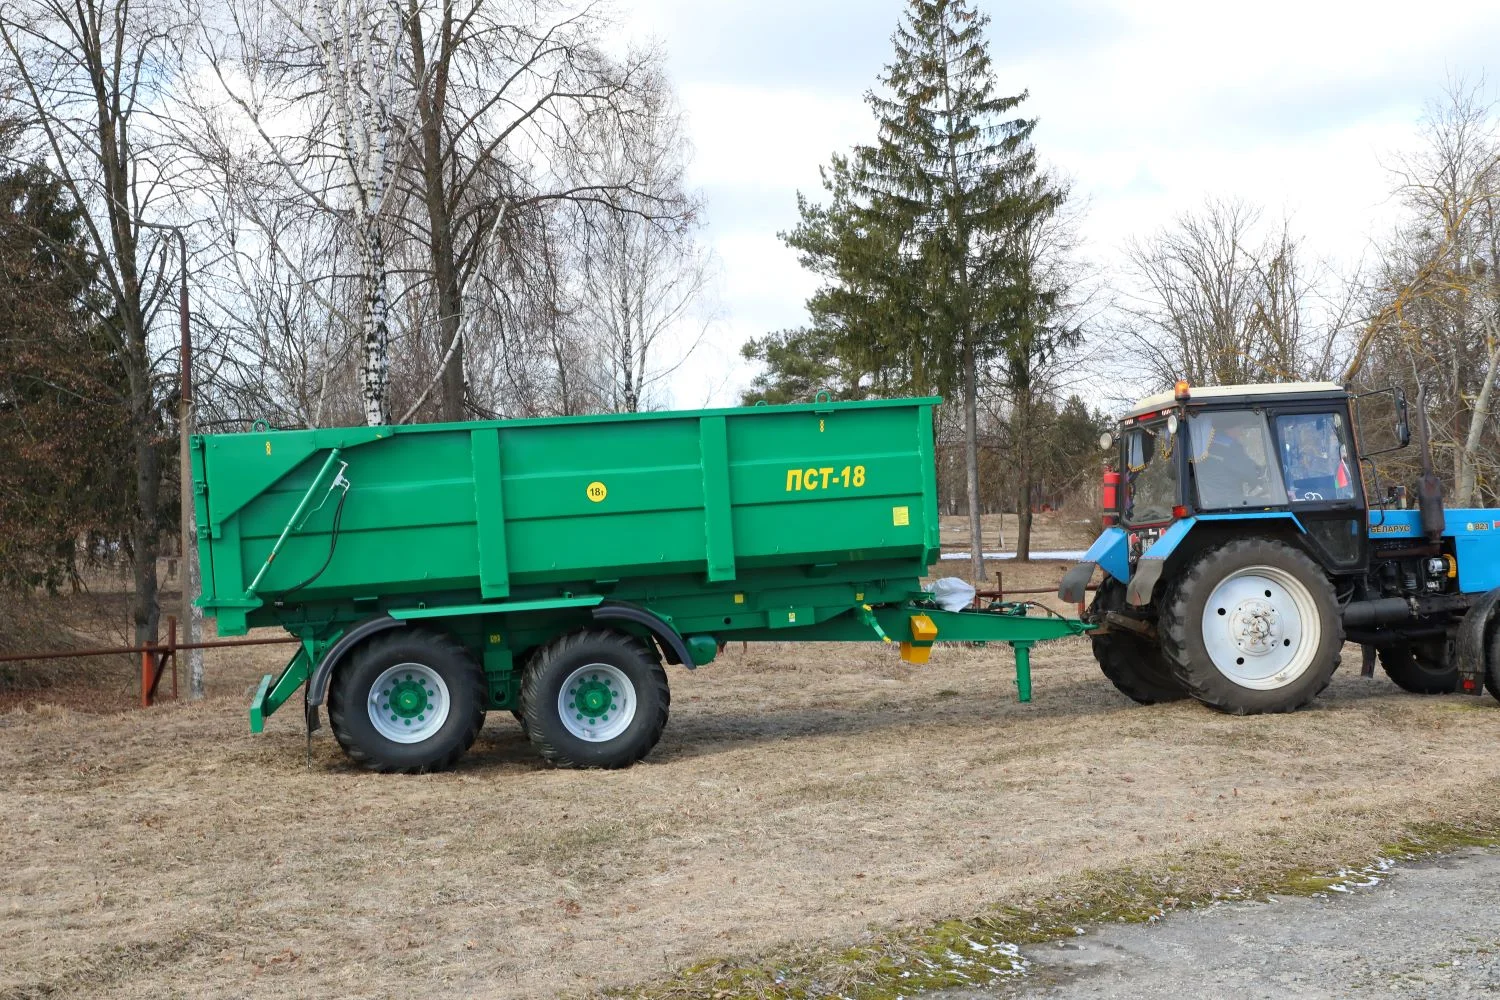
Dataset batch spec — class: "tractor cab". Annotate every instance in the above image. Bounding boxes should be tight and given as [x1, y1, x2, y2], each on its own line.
[1069, 381, 1374, 613]
[1110, 382, 1370, 590]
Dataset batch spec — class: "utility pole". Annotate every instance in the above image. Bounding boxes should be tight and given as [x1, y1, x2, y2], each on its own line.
[140, 221, 204, 698]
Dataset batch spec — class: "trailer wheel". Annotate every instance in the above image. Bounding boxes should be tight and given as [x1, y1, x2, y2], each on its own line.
[1161, 539, 1342, 714]
[328, 629, 486, 774]
[520, 630, 670, 769]
[1377, 641, 1458, 694]
[1088, 581, 1187, 704]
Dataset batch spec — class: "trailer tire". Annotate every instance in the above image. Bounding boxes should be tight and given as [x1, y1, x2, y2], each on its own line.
[1378, 641, 1458, 694]
[1088, 582, 1187, 704]
[1161, 538, 1342, 714]
[520, 629, 669, 769]
[328, 629, 486, 774]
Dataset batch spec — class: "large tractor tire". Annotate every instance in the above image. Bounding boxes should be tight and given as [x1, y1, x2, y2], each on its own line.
[1377, 640, 1459, 694]
[519, 629, 670, 769]
[328, 628, 488, 773]
[1160, 538, 1342, 714]
[1487, 629, 1500, 705]
[1088, 581, 1188, 704]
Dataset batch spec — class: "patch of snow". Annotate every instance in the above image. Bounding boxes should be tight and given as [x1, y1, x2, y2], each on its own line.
[939, 550, 1089, 561]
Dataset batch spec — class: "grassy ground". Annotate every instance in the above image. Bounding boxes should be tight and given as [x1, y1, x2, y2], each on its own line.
[6, 569, 1500, 999]
[6, 518, 1500, 998]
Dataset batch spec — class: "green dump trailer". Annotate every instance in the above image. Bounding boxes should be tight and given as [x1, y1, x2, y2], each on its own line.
[192, 395, 1087, 772]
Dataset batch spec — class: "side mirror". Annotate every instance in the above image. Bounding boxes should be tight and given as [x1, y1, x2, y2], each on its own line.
[1353, 385, 1412, 457]
[1098, 431, 1114, 450]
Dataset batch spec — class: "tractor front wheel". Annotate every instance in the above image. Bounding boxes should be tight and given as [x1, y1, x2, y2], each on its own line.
[519, 629, 670, 769]
[1378, 641, 1458, 695]
[1161, 539, 1342, 714]
[1088, 581, 1188, 705]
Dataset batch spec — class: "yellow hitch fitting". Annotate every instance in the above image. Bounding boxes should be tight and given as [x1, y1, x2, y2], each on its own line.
[901, 614, 939, 663]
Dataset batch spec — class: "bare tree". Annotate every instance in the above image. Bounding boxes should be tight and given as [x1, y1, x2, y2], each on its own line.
[989, 172, 1092, 560]
[0, 0, 190, 644]
[1359, 81, 1500, 505]
[396, 0, 679, 422]
[201, 0, 409, 426]
[570, 69, 711, 412]
[1118, 198, 1353, 388]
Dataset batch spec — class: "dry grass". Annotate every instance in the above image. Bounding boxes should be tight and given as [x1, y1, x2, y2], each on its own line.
[5, 516, 1500, 998]
[936, 512, 1098, 554]
[6, 625, 1500, 999]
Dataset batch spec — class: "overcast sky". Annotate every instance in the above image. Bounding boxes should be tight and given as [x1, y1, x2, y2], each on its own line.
[620, 0, 1500, 410]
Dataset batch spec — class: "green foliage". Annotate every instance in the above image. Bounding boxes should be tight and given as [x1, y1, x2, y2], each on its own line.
[742, 154, 927, 403]
[0, 157, 134, 592]
[746, 1, 1068, 469]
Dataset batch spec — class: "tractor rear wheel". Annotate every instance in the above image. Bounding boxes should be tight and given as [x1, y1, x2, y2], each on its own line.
[1088, 581, 1187, 704]
[1160, 538, 1342, 714]
[520, 629, 670, 769]
[1377, 640, 1458, 694]
[1486, 629, 1500, 705]
[328, 629, 487, 773]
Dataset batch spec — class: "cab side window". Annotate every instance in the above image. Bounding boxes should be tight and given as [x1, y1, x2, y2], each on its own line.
[1276, 413, 1356, 503]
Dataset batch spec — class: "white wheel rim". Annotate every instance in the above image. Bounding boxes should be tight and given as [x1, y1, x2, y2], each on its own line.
[367, 662, 451, 743]
[557, 663, 636, 742]
[1200, 565, 1321, 690]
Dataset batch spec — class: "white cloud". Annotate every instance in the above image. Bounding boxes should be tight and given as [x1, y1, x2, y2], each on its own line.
[626, 0, 1500, 407]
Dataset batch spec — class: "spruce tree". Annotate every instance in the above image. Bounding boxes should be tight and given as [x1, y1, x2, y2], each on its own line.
[858, 0, 1062, 578]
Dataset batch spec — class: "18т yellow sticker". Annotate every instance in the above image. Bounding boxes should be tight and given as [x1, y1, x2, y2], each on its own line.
[586, 481, 608, 502]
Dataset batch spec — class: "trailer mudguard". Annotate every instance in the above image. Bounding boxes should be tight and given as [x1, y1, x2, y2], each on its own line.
[592, 601, 696, 668]
[1059, 526, 1129, 603]
[304, 616, 408, 731]
[1125, 513, 1307, 606]
[1455, 585, 1500, 696]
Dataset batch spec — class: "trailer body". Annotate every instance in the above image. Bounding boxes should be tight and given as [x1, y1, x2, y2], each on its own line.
[193, 396, 1086, 771]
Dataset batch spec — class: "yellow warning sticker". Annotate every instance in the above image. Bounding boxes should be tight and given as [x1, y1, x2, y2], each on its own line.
[734, 593, 745, 604]
[586, 481, 608, 503]
[892, 506, 910, 526]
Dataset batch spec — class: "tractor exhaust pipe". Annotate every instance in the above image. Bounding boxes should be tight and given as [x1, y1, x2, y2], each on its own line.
[1342, 598, 1416, 628]
[1343, 593, 1471, 628]
[1414, 387, 1445, 543]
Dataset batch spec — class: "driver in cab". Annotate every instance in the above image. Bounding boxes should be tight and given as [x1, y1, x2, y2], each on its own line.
[1191, 415, 1273, 507]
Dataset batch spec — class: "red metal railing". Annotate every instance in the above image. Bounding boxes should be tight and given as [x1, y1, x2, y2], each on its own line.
[0, 615, 297, 707]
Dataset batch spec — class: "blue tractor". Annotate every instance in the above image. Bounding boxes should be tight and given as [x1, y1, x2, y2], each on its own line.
[1059, 380, 1500, 714]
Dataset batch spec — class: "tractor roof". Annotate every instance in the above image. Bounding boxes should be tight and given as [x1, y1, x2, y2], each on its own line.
[1123, 381, 1346, 420]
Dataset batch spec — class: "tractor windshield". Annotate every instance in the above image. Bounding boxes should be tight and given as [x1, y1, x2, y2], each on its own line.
[1122, 421, 1178, 524]
[1187, 409, 1285, 510]
[1276, 411, 1357, 503]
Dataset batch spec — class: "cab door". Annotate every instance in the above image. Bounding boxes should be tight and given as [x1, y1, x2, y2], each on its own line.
[1268, 405, 1368, 572]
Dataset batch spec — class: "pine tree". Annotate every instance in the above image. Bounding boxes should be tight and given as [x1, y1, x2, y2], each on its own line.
[857, 0, 1062, 579]
[742, 154, 924, 401]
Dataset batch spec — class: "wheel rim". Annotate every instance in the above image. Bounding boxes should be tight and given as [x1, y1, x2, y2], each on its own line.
[556, 662, 636, 742]
[367, 662, 451, 743]
[1199, 565, 1321, 690]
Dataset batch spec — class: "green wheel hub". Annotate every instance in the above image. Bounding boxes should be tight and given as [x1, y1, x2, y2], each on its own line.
[367, 662, 451, 744]
[557, 662, 637, 742]
[569, 674, 618, 723]
[385, 677, 432, 720]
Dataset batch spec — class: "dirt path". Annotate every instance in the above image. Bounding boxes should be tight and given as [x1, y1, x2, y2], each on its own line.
[5, 621, 1500, 999]
[933, 848, 1500, 999]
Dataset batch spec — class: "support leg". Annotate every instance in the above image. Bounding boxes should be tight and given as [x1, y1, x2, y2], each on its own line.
[1011, 642, 1034, 703]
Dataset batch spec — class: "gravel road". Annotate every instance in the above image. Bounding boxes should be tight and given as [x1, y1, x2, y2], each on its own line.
[932, 848, 1500, 999]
